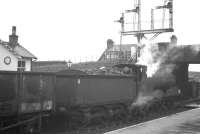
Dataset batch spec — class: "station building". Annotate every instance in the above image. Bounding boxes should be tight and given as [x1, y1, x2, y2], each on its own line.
[0, 26, 37, 71]
[98, 39, 137, 63]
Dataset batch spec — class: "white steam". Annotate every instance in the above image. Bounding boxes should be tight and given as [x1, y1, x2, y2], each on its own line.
[132, 90, 164, 107]
[132, 40, 200, 108]
[136, 41, 162, 77]
[132, 43, 200, 107]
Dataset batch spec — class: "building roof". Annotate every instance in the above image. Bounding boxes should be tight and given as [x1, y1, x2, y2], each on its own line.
[98, 44, 136, 61]
[106, 44, 136, 52]
[14, 44, 37, 59]
[0, 41, 37, 59]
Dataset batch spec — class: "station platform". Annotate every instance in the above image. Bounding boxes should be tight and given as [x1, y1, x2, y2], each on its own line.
[104, 108, 200, 134]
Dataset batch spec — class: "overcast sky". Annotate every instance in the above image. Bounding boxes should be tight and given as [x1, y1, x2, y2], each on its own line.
[0, 0, 200, 64]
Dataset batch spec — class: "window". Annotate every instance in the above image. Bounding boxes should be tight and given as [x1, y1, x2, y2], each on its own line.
[17, 60, 26, 71]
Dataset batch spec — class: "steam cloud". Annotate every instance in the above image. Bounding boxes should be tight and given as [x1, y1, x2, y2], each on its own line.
[133, 43, 200, 107]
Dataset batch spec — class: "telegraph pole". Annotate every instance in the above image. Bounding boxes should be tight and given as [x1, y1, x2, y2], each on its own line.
[115, 12, 125, 62]
[120, 13, 125, 61]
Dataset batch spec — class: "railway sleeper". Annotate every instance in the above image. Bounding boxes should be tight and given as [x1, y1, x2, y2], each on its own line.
[67, 104, 129, 128]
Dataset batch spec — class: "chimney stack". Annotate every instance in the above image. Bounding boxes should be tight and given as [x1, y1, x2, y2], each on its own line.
[107, 39, 114, 49]
[9, 26, 18, 48]
[170, 35, 177, 46]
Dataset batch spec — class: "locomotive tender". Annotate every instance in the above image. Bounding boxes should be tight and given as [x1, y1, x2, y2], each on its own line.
[0, 71, 54, 134]
[0, 64, 145, 133]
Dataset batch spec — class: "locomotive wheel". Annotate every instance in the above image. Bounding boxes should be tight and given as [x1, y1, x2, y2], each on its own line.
[87, 107, 109, 126]
[108, 104, 129, 122]
[68, 110, 90, 128]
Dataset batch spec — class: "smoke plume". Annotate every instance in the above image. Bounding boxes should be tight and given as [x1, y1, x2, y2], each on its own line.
[133, 43, 200, 106]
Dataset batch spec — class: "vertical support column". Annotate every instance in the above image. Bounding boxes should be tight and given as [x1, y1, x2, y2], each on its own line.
[137, 35, 142, 56]
[136, 34, 143, 62]
[137, 0, 141, 31]
[37, 75, 43, 134]
[119, 13, 125, 62]
[151, 9, 154, 30]
[174, 63, 190, 98]
[169, 0, 173, 29]
[136, 0, 142, 62]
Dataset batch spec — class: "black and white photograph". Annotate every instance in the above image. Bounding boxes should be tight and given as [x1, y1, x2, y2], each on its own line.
[1, 0, 200, 134]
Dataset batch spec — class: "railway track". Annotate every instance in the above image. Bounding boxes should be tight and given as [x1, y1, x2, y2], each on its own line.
[42, 99, 197, 134]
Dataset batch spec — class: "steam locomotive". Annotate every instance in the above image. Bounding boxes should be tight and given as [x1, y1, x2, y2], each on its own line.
[0, 63, 196, 133]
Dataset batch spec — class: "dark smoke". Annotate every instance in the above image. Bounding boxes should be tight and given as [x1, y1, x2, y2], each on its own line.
[133, 44, 200, 106]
